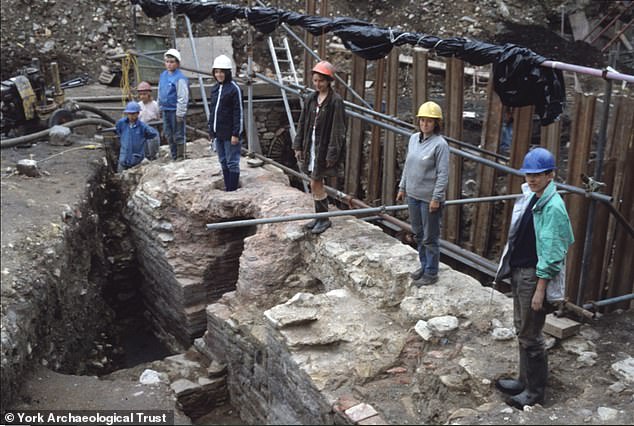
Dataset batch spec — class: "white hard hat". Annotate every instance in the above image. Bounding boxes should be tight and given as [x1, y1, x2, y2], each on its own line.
[164, 48, 181, 63]
[212, 54, 233, 70]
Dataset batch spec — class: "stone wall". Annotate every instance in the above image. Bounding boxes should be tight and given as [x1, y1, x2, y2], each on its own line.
[120, 140, 517, 423]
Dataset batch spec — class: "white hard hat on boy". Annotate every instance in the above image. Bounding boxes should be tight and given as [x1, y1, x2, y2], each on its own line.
[164, 48, 181, 63]
[212, 54, 233, 70]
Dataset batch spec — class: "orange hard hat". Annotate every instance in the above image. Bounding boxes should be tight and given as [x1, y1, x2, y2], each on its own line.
[312, 61, 335, 80]
[137, 81, 152, 92]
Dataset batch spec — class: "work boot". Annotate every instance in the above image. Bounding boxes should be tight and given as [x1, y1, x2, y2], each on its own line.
[226, 171, 240, 192]
[413, 273, 438, 287]
[176, 144, 185, 161]
[222, 168, 230, 191]
[410, 267, 424, 280]
[303, 199, 323, 230]
[311, 198, 331, 234]
[496, 347, 528, 396]
[509, 351, 547, 409]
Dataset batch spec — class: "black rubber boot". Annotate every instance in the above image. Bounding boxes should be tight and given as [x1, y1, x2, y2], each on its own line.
[311, 198, 331, 234]
[304, 200, 322, 230]
[227, 172, 240, 192]
[221, 168, 230, 191]
[496, 347, 527, 396]
[176, 143, 185, 161]
[509, 351, 547, 409]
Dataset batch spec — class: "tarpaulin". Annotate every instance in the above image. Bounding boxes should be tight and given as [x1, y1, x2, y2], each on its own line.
[131, 0, 566, 124]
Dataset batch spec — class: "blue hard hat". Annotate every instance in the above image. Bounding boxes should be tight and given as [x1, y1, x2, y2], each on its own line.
[519, 147, 556, 174]
[123, 101, 141, 113]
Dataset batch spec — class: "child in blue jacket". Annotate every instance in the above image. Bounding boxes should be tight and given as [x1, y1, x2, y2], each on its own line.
[207, 54, 243, 191]
[115, 102, 159, 172]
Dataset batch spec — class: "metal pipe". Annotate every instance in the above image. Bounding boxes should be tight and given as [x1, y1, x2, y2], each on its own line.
[583, 293, 634, 309]
[205, 192, 541, 230]
[540, 60, 634, 83]
[184, 15, 210, 121]
[1, 118, 114, 148]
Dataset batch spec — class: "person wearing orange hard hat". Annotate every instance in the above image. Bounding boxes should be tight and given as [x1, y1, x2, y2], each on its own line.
[136, 81, 160, 160]
[396, 101, 449, 287]
[292, 60, 346, 235]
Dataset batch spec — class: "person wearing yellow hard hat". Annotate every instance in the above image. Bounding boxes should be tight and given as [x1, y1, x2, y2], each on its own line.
[292, 60, 346, 235]
[158, 48, 189, 161]
[396, 101, 449, 286]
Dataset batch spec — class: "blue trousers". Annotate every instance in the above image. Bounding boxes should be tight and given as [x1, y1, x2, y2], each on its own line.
[407, 196, 442, 276]
[215, 138, 241, 173]
[162, 110, 185, 160]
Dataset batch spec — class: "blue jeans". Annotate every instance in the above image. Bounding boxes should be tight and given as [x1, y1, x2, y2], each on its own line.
[162, 110, 185, 160]
[215, 138, 241, 173]
[407, 196, 442, 276]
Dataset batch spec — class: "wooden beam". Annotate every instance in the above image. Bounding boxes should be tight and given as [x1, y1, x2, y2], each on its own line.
[344, 55, 366, 197]
[471, 73, 502, 256]
[303, 0, 316, 87]
[565, 93, 596, 303]
[381, 50, 399, 205]
[367, 58, 385, 204]
[603, 96, 634, 310]
[540, 120, 561, 165]
[412, 50, 428, 121]
[499, 105, 534, 246]
[443, 57, 464, 243]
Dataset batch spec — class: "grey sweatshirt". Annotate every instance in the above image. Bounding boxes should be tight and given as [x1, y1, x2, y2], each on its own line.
[398, 132, 450, 202]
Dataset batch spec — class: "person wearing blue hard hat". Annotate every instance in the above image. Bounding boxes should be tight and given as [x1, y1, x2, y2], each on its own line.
[494, 146, 574, 409]
[115, 101, 159, 172]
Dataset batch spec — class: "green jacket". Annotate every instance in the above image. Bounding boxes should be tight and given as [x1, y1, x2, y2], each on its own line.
[496, 181, 574, 302]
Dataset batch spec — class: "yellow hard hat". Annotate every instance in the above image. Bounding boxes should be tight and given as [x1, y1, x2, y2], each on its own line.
[416, 101, 443, 119]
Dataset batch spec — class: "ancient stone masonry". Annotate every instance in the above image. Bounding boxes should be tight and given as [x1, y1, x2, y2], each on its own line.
[115, 139, 524, 422]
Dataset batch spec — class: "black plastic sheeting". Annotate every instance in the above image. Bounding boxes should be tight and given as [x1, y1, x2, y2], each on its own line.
[131, 0, 565, 125]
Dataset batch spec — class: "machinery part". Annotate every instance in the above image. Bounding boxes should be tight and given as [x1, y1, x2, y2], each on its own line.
[69, 102, 115, 124]
[416, 101, 443, 119]
[1, 61, 47, 135]
[48, 108, 75, 128]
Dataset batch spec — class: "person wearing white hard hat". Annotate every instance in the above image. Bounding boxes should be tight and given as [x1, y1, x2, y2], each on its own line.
[158, 48, 189, 161]
[494, 147, 573, 409]
[207, 54, 243, 191]
[292, 60, 346, 235]
[396, 101, 449, 287]
[115, 101, 159, 173]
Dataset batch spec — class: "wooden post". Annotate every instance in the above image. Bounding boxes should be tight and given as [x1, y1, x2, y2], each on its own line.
[602, 96, 634, 309]
[318, 0, 327, 59]
[499, 105, 534, 246]
[565, 93, 596, 303]
[344, 55, 366, 197]
[381, 50, 399, 205]
[540, 120, 561, 166]
[412, 50, 428, 120]
[470, 73, 503, 256]
[303, 0, 316, 87]
[367, 58, 385, 204]
[443, 57, 464, 243]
